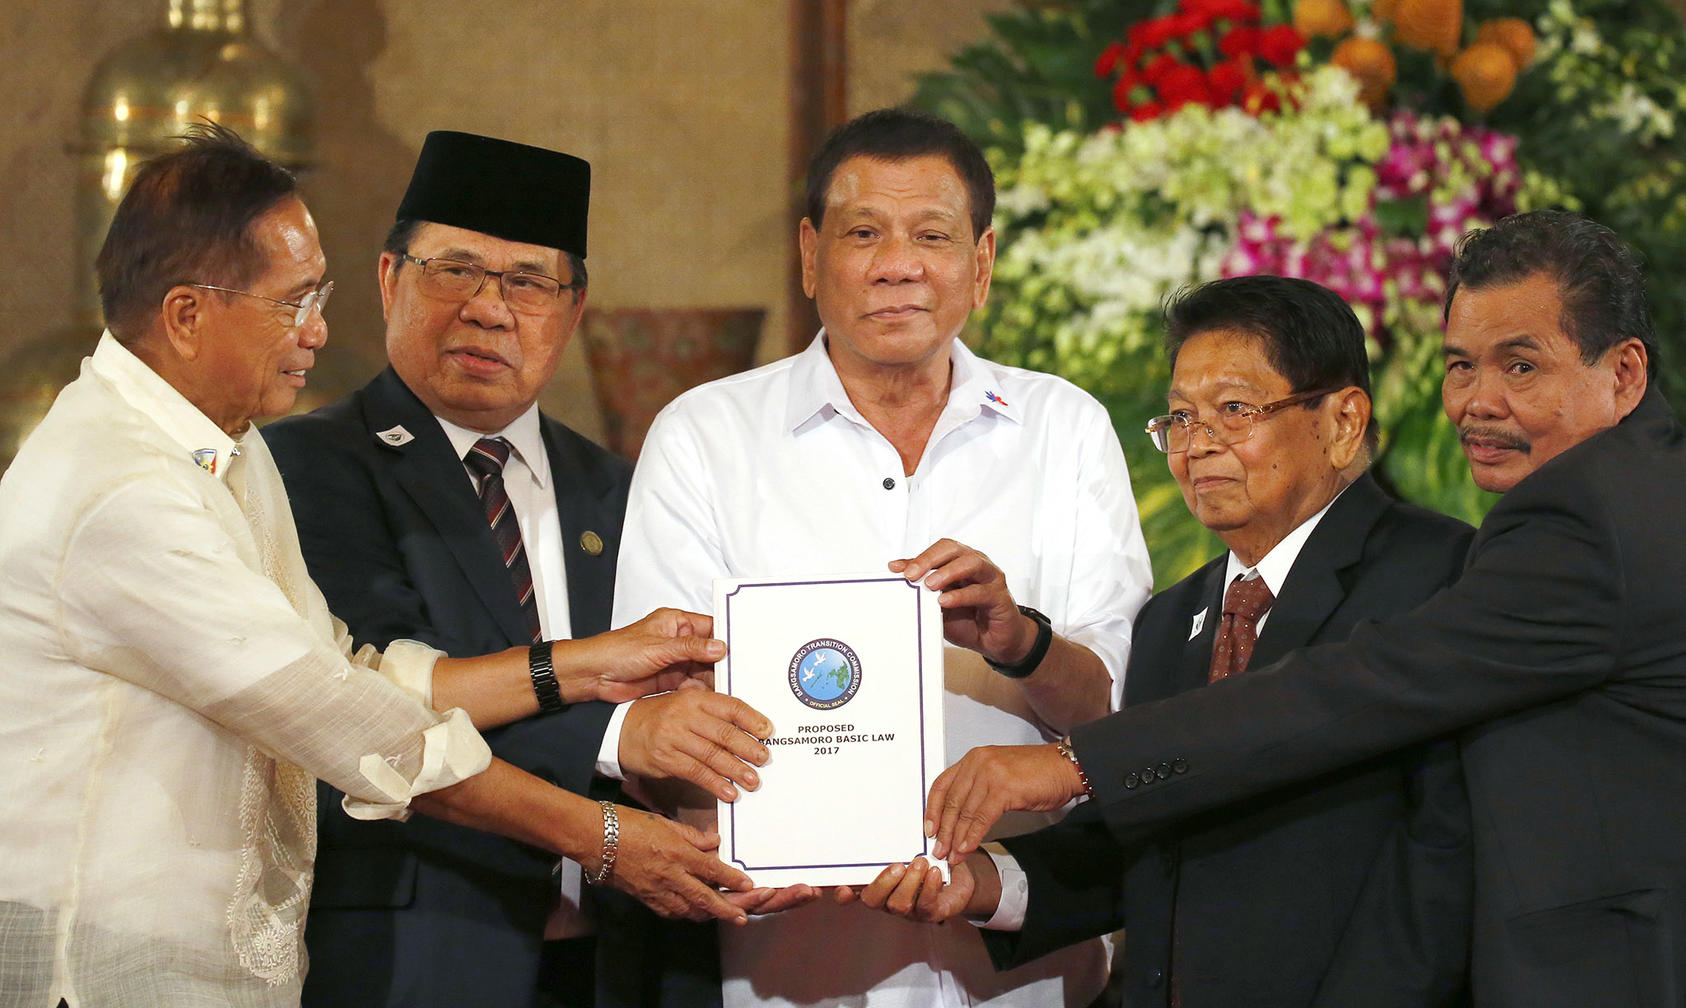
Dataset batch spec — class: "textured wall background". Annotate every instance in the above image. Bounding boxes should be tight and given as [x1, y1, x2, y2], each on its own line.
[0, 0, 1015, 442]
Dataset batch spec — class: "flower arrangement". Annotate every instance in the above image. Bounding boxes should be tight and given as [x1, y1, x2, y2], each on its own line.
[916, 0, 1685, 585]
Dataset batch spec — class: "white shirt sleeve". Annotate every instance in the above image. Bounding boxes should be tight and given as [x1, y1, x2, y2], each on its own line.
[1056, 398, 1154, 710]
[58, 474, 490, 819]
[612, 403, 728, 625]
[975, 842, 1030, 931]
[595, 700, 633, 779]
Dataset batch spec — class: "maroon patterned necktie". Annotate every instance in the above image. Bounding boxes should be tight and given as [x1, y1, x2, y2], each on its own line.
[1208, 573, 1275, 683]
[464, 437, 542, 644]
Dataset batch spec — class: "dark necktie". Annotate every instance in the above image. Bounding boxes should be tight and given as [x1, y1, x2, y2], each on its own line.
[1208, 573, 1275, 682]
[464, 437, 542, 644]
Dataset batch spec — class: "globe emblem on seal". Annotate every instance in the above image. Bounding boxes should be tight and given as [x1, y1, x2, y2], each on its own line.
[788, 638, 862, 711]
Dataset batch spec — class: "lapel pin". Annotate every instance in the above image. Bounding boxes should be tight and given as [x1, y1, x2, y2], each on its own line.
[580, 530, 604, 556]
[1189, 607, 1207, 641]
[376, 425, 414, 446]
[985, 390, 1009, 407]
[192, 448, 218, 474]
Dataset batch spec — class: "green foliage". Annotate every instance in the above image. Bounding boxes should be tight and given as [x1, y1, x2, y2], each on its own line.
[913, 2, 1152, 156]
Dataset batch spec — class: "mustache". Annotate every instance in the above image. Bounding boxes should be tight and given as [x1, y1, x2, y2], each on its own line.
[1459, 425, 1531, 453]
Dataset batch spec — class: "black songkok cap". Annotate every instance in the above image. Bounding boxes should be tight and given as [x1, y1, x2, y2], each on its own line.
[396, 131, 590, 258]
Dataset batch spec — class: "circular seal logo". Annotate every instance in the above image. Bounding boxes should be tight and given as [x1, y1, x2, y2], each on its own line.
[788, 638, 862, 710]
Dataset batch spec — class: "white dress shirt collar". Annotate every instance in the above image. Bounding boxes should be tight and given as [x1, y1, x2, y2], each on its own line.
[432, 404, 550, 489]
[89, 331, 240, 483]
[1222, 481, 1353, 595]
[786, 331, 1024, 439]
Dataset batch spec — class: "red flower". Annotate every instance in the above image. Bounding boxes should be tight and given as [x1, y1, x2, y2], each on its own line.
[1142, 52, 1182, 84]
[1182, 0, 1262, 21]
[1218, 25, 1262, 57]
[1207, 58, 1249, 104]
[1130, 15, 1183, 50]
[1258, 24, 1305, 67]
[1112, 72, 1144, 112]
[1123, 37, 1148, 68]
[1094, 42, 1126, 79]
[1158, 62, 1215, 109]
[1167, 9, 1212, 35]
[1102, 0, 1290, 122]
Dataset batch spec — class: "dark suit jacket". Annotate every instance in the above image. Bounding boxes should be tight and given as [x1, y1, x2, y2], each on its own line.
[266, 368, 673, 1007]
[990, 474, 1474, 1007]
[1065, 389, 1686, 1007]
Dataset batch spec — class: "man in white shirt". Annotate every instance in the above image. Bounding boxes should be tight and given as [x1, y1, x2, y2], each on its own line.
[861, 276, 1475, 1007]
[0, 123, 758, 1008]
[612, 108, 1153, 1008]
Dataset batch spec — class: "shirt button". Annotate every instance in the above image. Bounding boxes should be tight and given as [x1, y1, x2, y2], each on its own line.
[882, 477, 896, 490]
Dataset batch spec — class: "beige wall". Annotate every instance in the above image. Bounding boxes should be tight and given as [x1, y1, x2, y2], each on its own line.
[0, 0, 1014, 443]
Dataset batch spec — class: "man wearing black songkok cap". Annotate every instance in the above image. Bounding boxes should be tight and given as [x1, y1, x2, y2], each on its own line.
[267, 132, 752, 1008]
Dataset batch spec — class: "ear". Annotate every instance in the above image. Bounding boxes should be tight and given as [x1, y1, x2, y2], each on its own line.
[1325, 386, 1372, 471]
[1610, 337, 1648, 420]
[972, 226, 996, 309]
[159, 285, 209, 361]
[798, 218, 819, 300]
[377, 251, 401, 321]
[556, 285, 588, 352]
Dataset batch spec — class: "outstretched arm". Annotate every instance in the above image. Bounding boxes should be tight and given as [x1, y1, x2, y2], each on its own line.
[413, 757, 764, 923]
[429, 608, 728, 728]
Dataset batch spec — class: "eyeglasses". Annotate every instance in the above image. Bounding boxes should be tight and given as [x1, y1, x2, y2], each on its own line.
[1145, 387, 1344, 454]
[190, 280, 333, 330]
[398, 253, 580, 314]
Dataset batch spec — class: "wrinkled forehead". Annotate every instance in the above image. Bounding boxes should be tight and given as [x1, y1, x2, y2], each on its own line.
[824, 155, 973, 223]
[1442, 273, 1579, 360]
[1169, 328, 1287, 399]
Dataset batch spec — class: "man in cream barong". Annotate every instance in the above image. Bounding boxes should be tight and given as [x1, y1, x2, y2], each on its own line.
[0, 123, 766, 1008]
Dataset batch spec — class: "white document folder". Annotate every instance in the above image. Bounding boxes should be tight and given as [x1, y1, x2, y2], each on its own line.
[714, 573, 948, 887]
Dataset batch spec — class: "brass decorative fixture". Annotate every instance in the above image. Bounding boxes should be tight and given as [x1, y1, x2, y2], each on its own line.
[1, 0, 314, 468]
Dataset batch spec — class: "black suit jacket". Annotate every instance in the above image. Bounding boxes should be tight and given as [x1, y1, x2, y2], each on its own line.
[1066, 390, 1686, 1007]
[266, 368, 654, 1007]
[991, 474, 1474, 1007]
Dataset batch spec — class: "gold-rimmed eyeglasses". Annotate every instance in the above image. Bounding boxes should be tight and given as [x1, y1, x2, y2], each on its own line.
[398, 253, 580, 314]
[1145, 387, 1344, 454]
[189, 280, 333, 330]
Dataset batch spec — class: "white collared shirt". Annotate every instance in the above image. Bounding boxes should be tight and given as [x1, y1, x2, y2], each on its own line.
[613, 332, 1153, 1008]
[1220, 487, 1344, 635]
[434, 410, 623, 782]
[432, 411, 629, 774]
[0, 335, 490, 1006]
[435, 407, 574, 642]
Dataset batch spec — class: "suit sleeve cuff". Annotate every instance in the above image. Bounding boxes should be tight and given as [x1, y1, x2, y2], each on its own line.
[976, 842, 1029, 931]
[596, 701, 632, 780]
